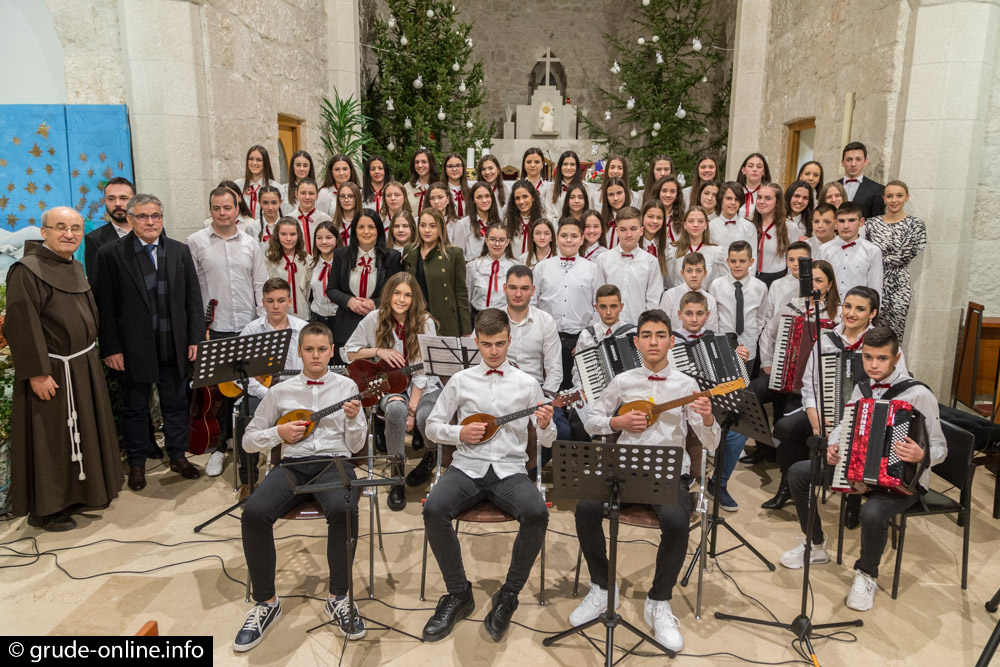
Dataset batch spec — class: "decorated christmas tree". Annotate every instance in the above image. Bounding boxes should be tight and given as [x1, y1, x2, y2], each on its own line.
[365, 0, 495, 177]
[581, 0, 729, 187]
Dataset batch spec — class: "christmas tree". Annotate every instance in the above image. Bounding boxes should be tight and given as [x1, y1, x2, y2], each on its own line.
[581, 0, 729, 187]
[365, 0, 495, 177]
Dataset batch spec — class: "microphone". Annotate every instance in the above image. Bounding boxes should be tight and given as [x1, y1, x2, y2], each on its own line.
[798, 256, 814, 298]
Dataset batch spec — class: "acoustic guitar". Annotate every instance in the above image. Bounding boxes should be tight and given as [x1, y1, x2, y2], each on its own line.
[188, 299, 222, 454]
[346, 358, 425, 407]
[217, 366, 347, 398]
[460, 389, 584, 444]
[616, 379, 745, 426]
[274, 378, 390, 443]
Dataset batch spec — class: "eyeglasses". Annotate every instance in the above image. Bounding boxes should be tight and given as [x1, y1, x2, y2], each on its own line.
[487, 238, 508, 245]
[129, 213, 164, 223]
[446, 163, 464, 170]
[43, 224, 84, 235]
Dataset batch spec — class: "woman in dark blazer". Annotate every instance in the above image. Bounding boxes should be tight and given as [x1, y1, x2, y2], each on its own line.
[401, 207, 471, 337]
[326, 209, 402, 358]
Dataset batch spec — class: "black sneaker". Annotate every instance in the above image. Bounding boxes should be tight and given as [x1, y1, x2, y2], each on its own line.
[233, 602, 281, 652]
[484, 586, 519, 642]
[422, 585, 475, 642]
[326, 595, 366, 639]
[844, 497, 862, 530]
[406, 450, 436, 487]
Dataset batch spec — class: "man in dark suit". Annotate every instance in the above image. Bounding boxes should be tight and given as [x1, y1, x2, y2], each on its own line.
[838, 141, 885, 219]
[93, 193, 205, 491]
[84, 177, 135, 278]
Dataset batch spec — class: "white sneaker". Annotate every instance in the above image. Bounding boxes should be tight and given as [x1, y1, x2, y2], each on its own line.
[643, 597, 683, 652]
[779, 538, 830, 569]
[206, 451, 225, 477]
[569, 583, 619, 626]
[846, 570, 877, 611]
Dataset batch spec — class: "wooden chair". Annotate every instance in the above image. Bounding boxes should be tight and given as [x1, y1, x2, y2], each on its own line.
[135, 621, 159, 636]
[835, 420, 975, 599]
[419, 426, 550, 604]
[952, 302, 986, 413]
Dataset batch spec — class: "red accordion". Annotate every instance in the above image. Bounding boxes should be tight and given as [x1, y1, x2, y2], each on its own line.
[768, 314, 835, 393]
[831, 398, 929, 496]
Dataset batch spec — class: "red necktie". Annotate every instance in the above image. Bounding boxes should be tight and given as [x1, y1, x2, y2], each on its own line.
[453, 187, 465, 217]
[605, 327, 612, 336]
[667, 221, 676, 243]
[298, 209, 314, 254]
[486, 259, 500, 307]
[585, 245, 598, 260]
[744, 185, 759, 218]
[318, 261, 331, 293]
[486, 368, 503, 376]
[479, 220, 489, 238]
[645, 244, 656, 258]
[842, 241, 856, 250]
[261, 223, 272, 242]
[521, 219, 530, 254]
[246, 184, 259, 218]
[871, 382, 892, 390]
[648, 375, 667, 381]
[607, 218, 617, 247]
[621, 252, 634, 259]
[394, 321, 407, 361]
[341, 225, 350, 246]
[357, 256, 372, 298]
[757, 222, 774, 272]
[689, 242, 703, 254]
[283, 255, 298, 313]
[845, 335, 864, 351]
[415, 187, 427, 213]
[373, 188, 383, 213]
[306, 380, 324, 386]
[534, 179, 543, 191]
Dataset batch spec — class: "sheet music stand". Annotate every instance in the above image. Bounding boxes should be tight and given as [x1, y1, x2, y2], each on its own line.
[192, 329, 293, 534]
[418, 334, 481, 379]
[542, 441, 684, 665]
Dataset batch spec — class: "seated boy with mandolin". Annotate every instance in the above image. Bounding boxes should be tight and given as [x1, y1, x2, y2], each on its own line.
[232, 322, 367, 652]
[422, 308, 556, 643]
[572, 308, 720, 653]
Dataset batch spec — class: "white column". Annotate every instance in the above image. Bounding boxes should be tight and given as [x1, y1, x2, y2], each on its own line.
[326, 0, 361, 98]
[726, 0, 773, 180]
[897, 0, 1000, 394]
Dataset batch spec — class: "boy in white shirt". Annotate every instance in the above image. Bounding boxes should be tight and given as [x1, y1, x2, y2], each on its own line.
[818, 201, 883, 298]
[576, 284, 634, 351]
[659, 252, 720, 333]
[763, 241, 812, 324]
[594, 206, 661, 325]
[806, 204, 838, 255]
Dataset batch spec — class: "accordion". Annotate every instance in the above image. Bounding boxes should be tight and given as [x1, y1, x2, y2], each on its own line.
[667, 333, 749, 385]
[574, 329, 643, 403]
[830, 398, 930, 495]
[768, 314, 835, 393]
[819, 349, 867, 428]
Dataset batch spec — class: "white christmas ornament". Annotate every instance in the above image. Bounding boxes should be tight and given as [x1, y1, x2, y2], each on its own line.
[656, 52, 664, 64]
[400, 34, 408, 46]
[466, 120, 474, 129]
[604, 110, 612, 121]
[459, 81, 467, 92]
[637, 37, 645, 45]
[626, 97, 635, 110]
[475, 139, 483, 148]
[630, 128, 637, 137]
[652, 35, 659, 42]
[387, 141, 395, 152]
[642, 0, 650, 5]
[610, 61, 621, 74]
[692, 37, 703, 52]
[618, 83, 626, 92]
[465, 37, 473, 47]
[702, 76, 708, 83]
[452, 61, 461, 72]
[437, 107, 446, 121]
[653, 122, 661, 131]
[388, 16, 396, 28]
[404, 117, 412, 129]
[386, 97, 394, 111]
[636, 175, 644, 188]
[676, 173, 686, 187]
[426, 9, 434, 17]
[675, 104, 686, 119]
[651, 130, 658, 137]
[412, 74, 423, 89]
[591, 144, 599, 156]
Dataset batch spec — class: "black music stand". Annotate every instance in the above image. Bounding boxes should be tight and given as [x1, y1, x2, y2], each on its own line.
[192, 329, 293, 534]
[417, 334, 481, 379]
[679, 383, 776, 618]
[542, 441, 684, 665]
[275, 457, 422, 664]
[978, 587, 1000, 667]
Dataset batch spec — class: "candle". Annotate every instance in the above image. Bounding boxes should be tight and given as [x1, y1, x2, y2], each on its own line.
[466, 147, 475, 169]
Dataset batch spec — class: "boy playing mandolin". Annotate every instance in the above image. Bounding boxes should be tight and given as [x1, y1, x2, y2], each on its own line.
[422, 308, 556, 643]
[233, 322, 367, 651]
[572, 308, 720, 653]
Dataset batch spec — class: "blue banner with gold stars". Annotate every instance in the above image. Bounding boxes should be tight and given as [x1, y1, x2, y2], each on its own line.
[0, 104, 133, 231]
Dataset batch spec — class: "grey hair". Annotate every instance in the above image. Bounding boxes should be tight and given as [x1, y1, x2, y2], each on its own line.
[126, 193, 163, 215]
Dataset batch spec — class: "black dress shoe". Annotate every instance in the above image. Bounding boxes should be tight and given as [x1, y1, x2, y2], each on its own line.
[27, 512, 77, 532]
[406, 450, 436, 487]
[740, 446, 777, 465]
[422, 585, 475, 642]
[484, 586, 519, 642]
[128, 464, 147, 491]
[761, 476, 791, 510]
[411, 428, 425, 451]
[387, 461, 406, 511]
[170, 457, 201, 480]
[844, 500, 861, 530]
[147, 444, 165, 459]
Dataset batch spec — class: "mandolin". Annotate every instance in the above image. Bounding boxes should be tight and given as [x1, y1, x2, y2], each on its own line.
[218, 366, 347, 398]
[346, 358, 425, 406]
[616, 379, 745, 426]
[188, 299, 222, 454]
[274, 377, 390, 443]
[460, 389, 584, 445]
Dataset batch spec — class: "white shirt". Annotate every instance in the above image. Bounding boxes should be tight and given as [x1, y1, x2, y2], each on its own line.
[595, 246, 662, 325]
[576, 319, 633, 353]
[234, 177, 281, 218]
[806, 236, 832, 256]
[112, 223, 130, 239]
[138, 238, 159, 270]
[309, 258, 338, 317]
[829, 368, 945, 489]
[532, 255, 604, 334]
[292, 207, 332, 255]
[756, 221, 798, 274]
[186, 226, 267, 332]
[658, 285, 720, 333]
[763, 274, 799, 324]
[582, 242, 608, 262]
[283, 183, 333, 218]
[710, 216, 758, 267]
[709, 273, 768, 359]
[583, 364, 720, 476]
[348, 248, 379, 299]
[404, 181, 430, 216]
[665, 244, 727, 289]
[467, 255, 520, 310]
[504, 305, 563, 393]
[672, 326, 712, 344]
[242, 370, 367, 459]
[239, 315, 308, 399]
[818, 237, 884, 298]
[449, 184, 468, 218]
[842, 174, 864, 201]
[425, 360, 556, 479]
[514, 216, 533, 256]
[451, 216, 487, 262]
[265, 254, 312, 321]
[317, 186, 340, 218]
[742, 183, 762, 220]
[342, 309, 438, 392]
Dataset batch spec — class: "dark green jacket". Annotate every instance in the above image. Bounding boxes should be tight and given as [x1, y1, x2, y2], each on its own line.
[401, 244, 472, 337]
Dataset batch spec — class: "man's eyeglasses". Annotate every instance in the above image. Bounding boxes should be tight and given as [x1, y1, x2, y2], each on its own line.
[129, 213, 164, 223]
[43, 224, 84, 235]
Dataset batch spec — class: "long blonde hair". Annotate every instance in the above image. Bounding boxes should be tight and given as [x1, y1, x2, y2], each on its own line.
[375, 273, 437, 362]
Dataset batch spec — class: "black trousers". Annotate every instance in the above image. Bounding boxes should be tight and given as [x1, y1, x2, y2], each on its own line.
[575, 476, 692, 601]
[773, 411, 813, 475]
[121, 361, 190, 466]
[422, 466, 549, 595]
[242, 456, 359, 601]
[558, 331, 580, 390]
[209, 329, 239, 452]
[757, 269, 787, 289]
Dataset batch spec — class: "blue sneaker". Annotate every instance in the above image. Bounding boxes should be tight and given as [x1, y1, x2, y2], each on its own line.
[327, 595, 367, 639]
[233, 602, 281, 652]
[707, 480, 739, 512]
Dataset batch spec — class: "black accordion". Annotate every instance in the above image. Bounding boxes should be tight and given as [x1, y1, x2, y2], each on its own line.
[819, 347, 868, 427]
[574, 328, 643, 402]
[667, 332, 749, 385]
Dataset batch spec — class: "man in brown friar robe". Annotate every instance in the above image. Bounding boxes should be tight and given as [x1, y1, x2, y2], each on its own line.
[3, 206, 123, 531]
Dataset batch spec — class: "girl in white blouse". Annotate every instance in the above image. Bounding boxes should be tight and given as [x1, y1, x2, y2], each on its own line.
[442, 152, 472, 219]
[318, 154, 360, 218]
[682, 155, 719, 208]
[264, 217, 312, 321]
[669, 206, 727, 289]
[452, 182, 503, 262]
[405, 148, 440, 215]
[477, 154, 510, 217]
[521, 218, 557, 267]
[425, 181, 460, 241]
[257, 186, 283, 247]
[503, 179, 546, 257]
[235, 145, 281, 219]
[784, 179, 814, 239]
[283, 150, 331, 217]
[362, 155, 390, 212]
[308, 221, 340, 330]
[752, 183, 795, 288]
[379, 181, 411, 233]
[580, 210, 608, 261]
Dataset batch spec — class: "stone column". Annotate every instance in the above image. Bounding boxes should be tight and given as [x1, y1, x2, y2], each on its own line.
[326, 0, 361, 99]
[895, 0, 1000, 394]
[116, 0, 213, 240]
[726, 0, 773, 180]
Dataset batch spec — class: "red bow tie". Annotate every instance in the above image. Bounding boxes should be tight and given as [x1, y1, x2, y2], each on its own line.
[394, 321, 407, 361]
[689, 333, 703, 339]
[319, 261, 331, 292]
[648, 375, 667, 382]
[841, 242, 857, 250]
[561, 256, 575, 262]
[844, 336, 864, 351]
[724, 219, 737, 225]
[845, 178, 859, 183]
[605, 327, 613, 336]
[246, 184, 259, 218]
[453, 188, 465, 217]
[486, 369, 503, 376]
[620, 252, 633, 259]
[646, 244, 657, 257]
[306, 380, 324, 386]
[871, 382, 892, 390]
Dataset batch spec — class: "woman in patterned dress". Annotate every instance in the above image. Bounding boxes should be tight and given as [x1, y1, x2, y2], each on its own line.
[863, 180, 926, 340]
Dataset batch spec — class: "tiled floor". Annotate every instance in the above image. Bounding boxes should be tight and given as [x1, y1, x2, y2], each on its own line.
[2, 449, 998, 666]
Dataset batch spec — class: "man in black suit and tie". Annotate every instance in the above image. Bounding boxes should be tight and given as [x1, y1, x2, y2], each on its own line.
[839, 142, 885, 219]
[93, 194, 205, 491]
[84, 177, 135, 278]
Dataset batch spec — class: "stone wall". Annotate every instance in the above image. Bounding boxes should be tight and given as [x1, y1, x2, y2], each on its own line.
[45, 0, 127, 105]
[969, 18, 1000, 313]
